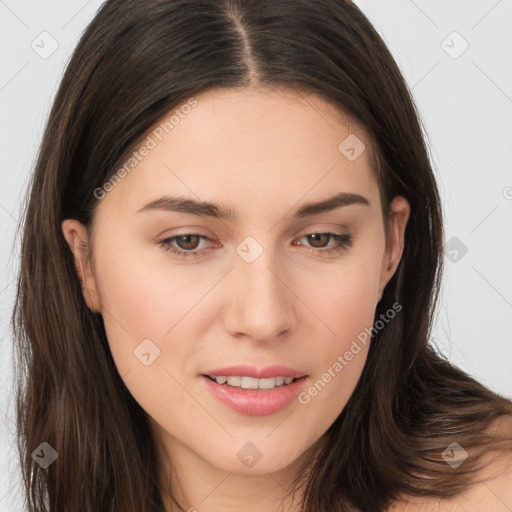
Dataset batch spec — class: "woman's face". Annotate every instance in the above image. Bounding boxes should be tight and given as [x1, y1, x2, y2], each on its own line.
[63, 86, 409, 477]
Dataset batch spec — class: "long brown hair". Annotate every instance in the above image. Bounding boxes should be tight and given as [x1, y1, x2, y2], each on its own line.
[12, 0, 512, 511]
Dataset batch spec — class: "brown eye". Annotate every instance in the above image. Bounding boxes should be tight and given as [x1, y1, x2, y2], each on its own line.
[307, 233, 331, 248]
[174, 234, 201, 250]
[158, 233, 218, 258]
[293, 232, 353, 256]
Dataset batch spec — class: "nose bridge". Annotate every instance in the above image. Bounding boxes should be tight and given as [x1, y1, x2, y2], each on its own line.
[224, 239, 294, 340]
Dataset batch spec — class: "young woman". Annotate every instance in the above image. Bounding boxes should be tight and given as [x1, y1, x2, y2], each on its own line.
[12, 0, 512, 511]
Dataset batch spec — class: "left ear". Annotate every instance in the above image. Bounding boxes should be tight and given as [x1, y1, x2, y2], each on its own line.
[378, 196, 410, 297]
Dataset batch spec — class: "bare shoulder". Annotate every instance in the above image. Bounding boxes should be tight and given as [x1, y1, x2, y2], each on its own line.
[383, 415, 512, 512]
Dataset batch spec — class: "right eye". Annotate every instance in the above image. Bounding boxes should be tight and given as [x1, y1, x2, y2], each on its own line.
[158, 234, 219, 258]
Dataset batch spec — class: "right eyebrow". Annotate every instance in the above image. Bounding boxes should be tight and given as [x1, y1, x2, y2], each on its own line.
[136, 196, 237, 221]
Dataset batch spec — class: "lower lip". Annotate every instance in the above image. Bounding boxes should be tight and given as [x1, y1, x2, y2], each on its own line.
[201, 375, 308, 416]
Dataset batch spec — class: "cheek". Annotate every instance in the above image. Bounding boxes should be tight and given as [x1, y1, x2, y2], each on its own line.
[296, 254, 381, 412]
[304, 257, 381, 341]
[296, 280, 375, 432]
[93, 252, 213, 419]
[95, 238, 219, 333]
[92, 240, 212, 373]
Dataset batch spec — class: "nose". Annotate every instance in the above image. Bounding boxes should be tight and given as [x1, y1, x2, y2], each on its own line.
[222, 250, 295, 342]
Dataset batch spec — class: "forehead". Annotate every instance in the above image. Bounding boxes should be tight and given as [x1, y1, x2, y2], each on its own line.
[94, 86, 378, 221]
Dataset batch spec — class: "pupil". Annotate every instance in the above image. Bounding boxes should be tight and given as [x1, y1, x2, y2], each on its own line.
[309, 233, 329, 248]
[177, 235, 200, 250]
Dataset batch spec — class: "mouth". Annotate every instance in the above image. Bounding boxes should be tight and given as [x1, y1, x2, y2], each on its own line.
[203, 374, 300, 390]
[200, 365, 309, 416]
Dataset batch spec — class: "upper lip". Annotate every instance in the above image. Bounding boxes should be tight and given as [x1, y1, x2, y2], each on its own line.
[202, 365, 307, 379]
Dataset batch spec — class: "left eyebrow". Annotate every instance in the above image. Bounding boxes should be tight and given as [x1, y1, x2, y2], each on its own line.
[294, 192, 370, 217]
[136, 191, 370, 220]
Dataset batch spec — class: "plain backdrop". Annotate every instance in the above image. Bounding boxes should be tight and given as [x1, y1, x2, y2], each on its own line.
[1, 1, 511, 510]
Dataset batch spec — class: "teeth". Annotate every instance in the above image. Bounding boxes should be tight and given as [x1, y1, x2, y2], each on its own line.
[226, 376, 241, 386]
[241, 376, 259, 389]
[258, 377, 278, 390]
[211, 375, 297, 389]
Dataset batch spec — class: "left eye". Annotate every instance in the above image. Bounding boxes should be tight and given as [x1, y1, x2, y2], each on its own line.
[292, 232, 353, 255]
[295, 232, 346, 249]
[158, 232, 353, 258]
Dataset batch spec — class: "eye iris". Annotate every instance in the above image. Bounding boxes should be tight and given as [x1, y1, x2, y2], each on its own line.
[308, 233, 329, 248]
[176, 234, 201, 250]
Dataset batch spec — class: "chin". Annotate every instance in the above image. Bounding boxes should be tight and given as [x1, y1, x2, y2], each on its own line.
[203, 438, 311, 476]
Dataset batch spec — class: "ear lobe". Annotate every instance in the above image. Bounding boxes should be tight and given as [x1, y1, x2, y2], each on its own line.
[61, 219, 102, 313]
[378, 196, 410, 296]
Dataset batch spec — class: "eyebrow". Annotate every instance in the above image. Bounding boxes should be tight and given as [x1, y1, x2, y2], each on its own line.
[136, 192, 370, 220]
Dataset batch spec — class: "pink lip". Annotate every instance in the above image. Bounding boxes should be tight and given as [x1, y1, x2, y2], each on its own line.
[202, 376, 308, 416]
[200, 365, 309, 416]
[202, 365, 307, 379]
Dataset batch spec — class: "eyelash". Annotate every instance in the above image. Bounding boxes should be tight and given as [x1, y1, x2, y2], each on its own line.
[157, 232, 353, 258]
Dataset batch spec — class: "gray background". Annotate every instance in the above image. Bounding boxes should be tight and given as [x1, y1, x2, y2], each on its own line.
[1, 1, 511, 509]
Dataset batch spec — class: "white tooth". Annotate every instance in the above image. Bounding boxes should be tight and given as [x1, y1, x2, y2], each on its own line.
[241, 376, 259, 389]
[227, 376, 242, 386]
[220, 376, 294, 389]
[258, 377, 277, 390]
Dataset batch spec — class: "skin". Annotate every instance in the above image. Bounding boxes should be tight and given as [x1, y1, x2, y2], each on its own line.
[61, 85, 412, 511]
